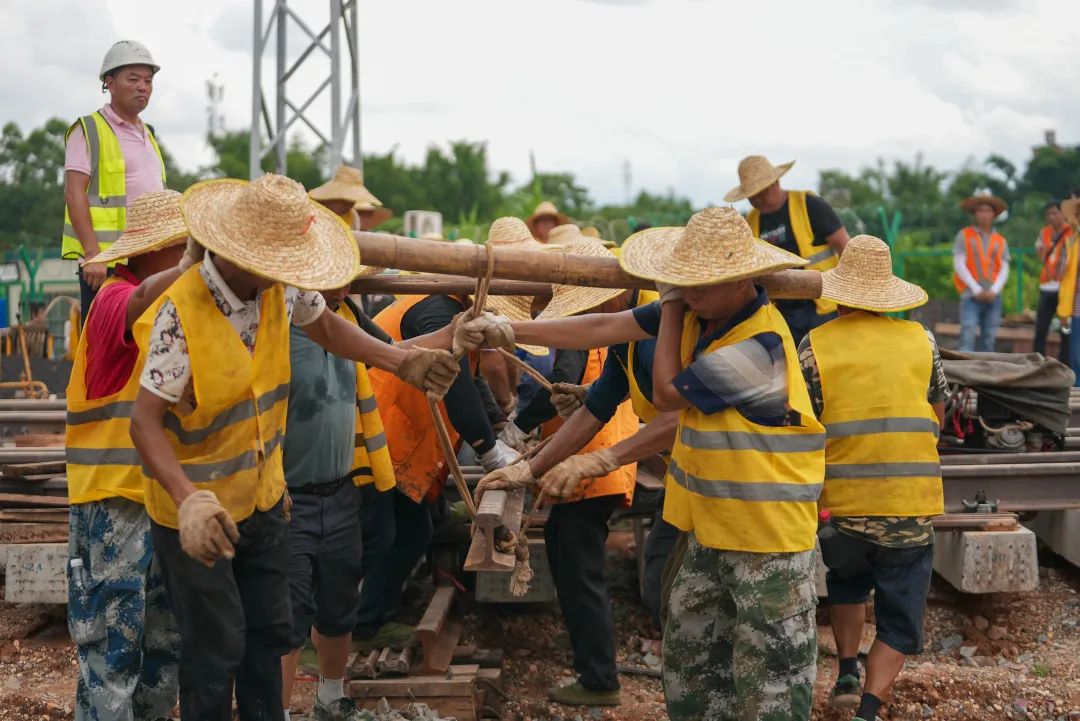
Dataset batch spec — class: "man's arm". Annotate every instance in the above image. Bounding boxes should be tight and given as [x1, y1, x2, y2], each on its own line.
[130, 387, 197, 507]
[989, 258, 1010, 295]
[125, 267, 182, 330]
[825, 227, 849, 255]
[512, 309, 651, 351]
[64, 171, 97, 255]
[303, 309, 407, 373]
[605, 411, 678, 466]
[526, 405, 605, 477]
[651, 300, 691, 412]
[479, 351, 515, 413]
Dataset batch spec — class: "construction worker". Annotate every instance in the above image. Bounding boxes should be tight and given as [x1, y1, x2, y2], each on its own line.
[1057, 197, 1080, 384]
[513, 207, 824, 720]
[482, 234, 640, 707]
[308, 165, 393, 232]
[129, 174, 460, 721]
[725, 155, 850, 342]
[800, 235, 945, 721]
[65, 190, 188, 721]
[1034, 200, 1072, 359]
[525, 200, 569, 243]
[279, 262, 396, 721]
[64, 41, 166, 314]
[953, 194, 1010, 352]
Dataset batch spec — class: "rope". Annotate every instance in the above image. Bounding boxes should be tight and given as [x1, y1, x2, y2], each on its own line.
[496, 348, 553, 391]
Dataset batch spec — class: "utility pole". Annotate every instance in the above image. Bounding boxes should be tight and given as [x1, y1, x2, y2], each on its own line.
[250, 0, 363, 178]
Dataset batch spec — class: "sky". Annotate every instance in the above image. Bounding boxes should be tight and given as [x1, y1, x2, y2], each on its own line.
[5, 0, 1078, 207]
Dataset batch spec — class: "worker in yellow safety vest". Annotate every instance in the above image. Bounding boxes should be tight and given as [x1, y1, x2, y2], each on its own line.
[1057, 196, 1080, 384]
[800, 234, 944, 721]
[64, 41, 167, 314]
[128, 173, 461, 721]
[725, 155, 850, 343]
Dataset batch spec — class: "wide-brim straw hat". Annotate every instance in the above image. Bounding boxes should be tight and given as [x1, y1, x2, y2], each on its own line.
[182, 174, 360, 290]
[960, 194, 1007, 217]
[91, 190, 188, 264]
[1061, 198, 1080, 228]
[724, 155, 795, 202]
[620, 207, 807, 286]
[525, 201, 569, 238]
[537, 237, 626, 320]
[819, 234, 927, 313]
[310, 165, 393, 226]
[488, 216, 548, 249]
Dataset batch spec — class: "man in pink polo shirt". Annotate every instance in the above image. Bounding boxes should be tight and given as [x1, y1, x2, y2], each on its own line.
[63, 40, 166, 314]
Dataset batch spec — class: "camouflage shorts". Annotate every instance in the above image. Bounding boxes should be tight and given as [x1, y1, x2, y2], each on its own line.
[662, 539, 817, 721]
[68, 497, 180, 721]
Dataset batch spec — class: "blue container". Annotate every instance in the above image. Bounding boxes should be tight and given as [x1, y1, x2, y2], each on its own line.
[0, 298, 9, 329]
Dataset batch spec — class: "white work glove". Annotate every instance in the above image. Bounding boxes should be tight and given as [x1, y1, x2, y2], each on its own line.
[177, 490, 240, 567]
[498, 421, 532, 453]
[177, 237, 205, 272]
[550, 382, 589, 419]
[656, 282, 683, 305]
[539, 448, 621, 499]
[478, 439, 520, 473]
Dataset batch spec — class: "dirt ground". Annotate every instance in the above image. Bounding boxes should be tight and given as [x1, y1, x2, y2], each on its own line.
[2, 530, 1079, 721]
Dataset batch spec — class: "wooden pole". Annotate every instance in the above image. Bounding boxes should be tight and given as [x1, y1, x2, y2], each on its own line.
[353, 232, 822, 300]
[352, 274, 551, 297]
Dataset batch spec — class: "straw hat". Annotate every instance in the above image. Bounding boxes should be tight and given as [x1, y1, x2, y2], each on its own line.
[580, 226, 601, 238]
[182, 174, 360, 290]
[537, 238, 627, 320]
[619, 207, 807, 287]
[723, 155, 795, 202]
[525, 201, 569, 238]
[309, 165, 393, 226]
[481, 294, 549, 356]
[1061, 198, 1080, 228]
[819, 235, 927, 313]
[960, 194, 1006, 217]
[90, 190, 188, 264]
[487, 216, 547, 249]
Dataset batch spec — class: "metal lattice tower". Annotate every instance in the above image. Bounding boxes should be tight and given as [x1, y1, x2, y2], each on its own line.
[250, 0, 362, 179]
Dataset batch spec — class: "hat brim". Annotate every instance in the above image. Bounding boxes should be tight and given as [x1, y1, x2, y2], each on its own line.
[618, 226, 808, 287]
[1062, 198, 1080, 228]
[959, 196, 1006, 217]
[356, 206, 394, 227]
[89, 223, 188, 265]
[819, 272, 928, 313]
[536, 286, 626, 321]
[526, 212, 570, 235]
[723, 161, 795, 202]
[182, 179, 361, 291]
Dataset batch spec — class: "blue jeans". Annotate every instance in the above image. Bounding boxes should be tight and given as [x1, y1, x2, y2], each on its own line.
[515, 349, 555, 413]
[959, 295, 1003, 353]
[1070, 317, 1080, 387]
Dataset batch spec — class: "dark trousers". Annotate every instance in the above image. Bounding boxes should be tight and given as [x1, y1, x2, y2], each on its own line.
[545, 494, 621, 691]
[354, 489, 439, 637]
[354, 485, 399, 634]
[1034, 290, 1067, 360]
[151, 502, 292, 721]
[641, 490, 682, 630]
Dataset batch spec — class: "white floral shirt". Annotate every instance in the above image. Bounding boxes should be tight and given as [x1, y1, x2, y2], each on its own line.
[139, 254, 325, 410]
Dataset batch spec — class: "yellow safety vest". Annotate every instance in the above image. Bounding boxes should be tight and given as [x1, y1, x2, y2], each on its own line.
[139, 265, 290, 528]
[65, 276, 151, 505]
[618, 290, 660, 423]
[61, 111, 166, 261]
[1057, 234, 1080, 319]
[808, 312, 944, 517]
[747, 190, 838, 315]
[663, 303, 825, 553]
[337, 301, 395, 491]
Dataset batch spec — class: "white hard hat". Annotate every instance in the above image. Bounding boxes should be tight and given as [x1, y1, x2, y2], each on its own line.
[99, 40, 160, 81]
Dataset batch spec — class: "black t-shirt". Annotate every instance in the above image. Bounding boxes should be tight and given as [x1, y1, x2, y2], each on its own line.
[756, 193, 843, 257]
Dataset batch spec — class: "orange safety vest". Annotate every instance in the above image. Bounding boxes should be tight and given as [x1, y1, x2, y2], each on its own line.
[1038, 224, 1072, 285]
[953, 227, 1007, 293]
[540, 347, 639, 507]
[370, 295, 476, 503]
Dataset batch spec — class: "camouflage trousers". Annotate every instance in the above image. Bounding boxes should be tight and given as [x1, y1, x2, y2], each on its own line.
[662, 539, 817, 721]
[68, 498, 180, 721]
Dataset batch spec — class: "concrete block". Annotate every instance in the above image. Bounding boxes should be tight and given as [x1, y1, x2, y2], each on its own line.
[5, 543, 67, 604]
[475, 539, 556, 603]
[933, 527, 1039, 594]
[1026, 509, 1080, 568]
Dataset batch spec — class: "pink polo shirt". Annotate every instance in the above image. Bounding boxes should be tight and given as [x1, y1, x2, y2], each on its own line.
[64, 104, 165, 204]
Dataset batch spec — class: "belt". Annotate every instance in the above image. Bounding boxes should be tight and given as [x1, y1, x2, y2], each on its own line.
[288, 466, 370, 497]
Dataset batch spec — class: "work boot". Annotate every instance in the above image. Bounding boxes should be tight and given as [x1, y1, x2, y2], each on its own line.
[830, 674, 862, 708]
[354, 621, 417, 651]
[313, 695, 372, 721]
[547, 682, 621, 706]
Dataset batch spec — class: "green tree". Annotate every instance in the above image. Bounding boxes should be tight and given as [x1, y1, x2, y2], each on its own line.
[417, 140, 509, 221]
[206, 130, 327, 189]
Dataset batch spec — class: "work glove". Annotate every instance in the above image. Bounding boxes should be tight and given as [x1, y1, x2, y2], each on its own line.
[498, 421, 532, 453]
[177, 236, 205, 272]
[177, 490, 240, 567]
[396, 347, 459, 401]
[478, 439, 520, 473]
[473, 460, 536, 506]
[451, 311, 516, 356]
[656, 282, 684, 305]
[539, 448, 621, 499]
[550, 382, 590, 419]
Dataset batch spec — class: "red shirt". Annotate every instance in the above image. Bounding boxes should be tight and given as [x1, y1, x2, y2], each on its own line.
[84, 266, 140, 400]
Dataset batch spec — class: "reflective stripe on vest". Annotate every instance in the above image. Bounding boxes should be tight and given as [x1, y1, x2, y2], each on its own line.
[747, 190, 837, 314]
[808, 312, 943, 517]
[663, 303, 824, 553]
[139, 265, 291, 528]
[337, 301, 395, 491]
[61, 111, 166, 261]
